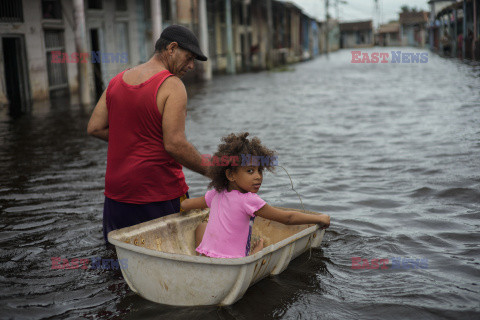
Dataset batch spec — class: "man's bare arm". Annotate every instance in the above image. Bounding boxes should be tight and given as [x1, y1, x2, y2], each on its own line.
[161, 77, 208, 176]
[87, 90, 109, 141]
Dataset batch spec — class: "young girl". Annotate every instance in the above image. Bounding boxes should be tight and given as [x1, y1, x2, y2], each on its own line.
[180, 132, 330, 258]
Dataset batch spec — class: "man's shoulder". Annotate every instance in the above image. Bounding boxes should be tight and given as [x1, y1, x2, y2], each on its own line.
[162, 75, 186, 92]
[156, 74, 187, 109]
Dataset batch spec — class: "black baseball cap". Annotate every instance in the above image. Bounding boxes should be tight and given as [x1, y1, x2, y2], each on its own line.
[159, 25, 207, 61]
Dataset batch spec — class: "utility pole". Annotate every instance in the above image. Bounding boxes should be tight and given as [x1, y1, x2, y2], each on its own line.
[335, 0, 339, 20]
[335, 1, 347, 26]
[474, 0, 477, 59]
[454, 9, 458, 57]
[225, 0, 236, 74]
[325, 0, 329, 54]
[73, 0, 91, 107]
[199, 0, 211, 80]
[242, 0, 250, 71]
[429, 1, 435, 50]
[266, 0, 274, 69]
[462, 0, 466, 59]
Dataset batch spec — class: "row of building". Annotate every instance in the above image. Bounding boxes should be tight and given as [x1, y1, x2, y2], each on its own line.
[1, 0, 479, 116]
[347, 0, 479, 62]
[376, 11, 430, 47]
[340, 0, 479, 61]
[428, 0, 479, 60]
[0, 0, 342, 116]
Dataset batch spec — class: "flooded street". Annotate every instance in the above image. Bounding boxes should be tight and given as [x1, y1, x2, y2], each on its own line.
[1, 48, 479, 319]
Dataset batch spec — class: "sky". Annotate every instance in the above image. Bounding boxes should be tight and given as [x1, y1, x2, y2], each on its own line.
[283, 0, 431, 25]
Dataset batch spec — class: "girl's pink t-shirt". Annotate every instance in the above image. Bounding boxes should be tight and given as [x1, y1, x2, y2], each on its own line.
[196, 189, 266, 258]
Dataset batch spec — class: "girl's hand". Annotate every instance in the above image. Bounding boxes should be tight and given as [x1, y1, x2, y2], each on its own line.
[180, 196, 208, 211]
[317, 214, 330, 229]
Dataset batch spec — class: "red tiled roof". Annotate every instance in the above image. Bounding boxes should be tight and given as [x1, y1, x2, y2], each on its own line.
[399, 11, 428, 25]
[339, 20, 373, 32]
[377, 22, 400, 34]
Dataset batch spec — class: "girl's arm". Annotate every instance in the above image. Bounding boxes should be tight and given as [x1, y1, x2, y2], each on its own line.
[255, 204, 330, 229]
[180, 196, 208, 211]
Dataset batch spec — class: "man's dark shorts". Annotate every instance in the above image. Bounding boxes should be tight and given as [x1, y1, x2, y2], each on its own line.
[103, 193, 188, 243]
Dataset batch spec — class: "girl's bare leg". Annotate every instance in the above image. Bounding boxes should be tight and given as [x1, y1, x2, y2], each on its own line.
[250, 238, 264, 255]
[195, 222, 208, 249]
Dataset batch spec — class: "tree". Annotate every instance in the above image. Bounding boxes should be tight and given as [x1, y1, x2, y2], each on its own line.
[400, 5, 418, 13]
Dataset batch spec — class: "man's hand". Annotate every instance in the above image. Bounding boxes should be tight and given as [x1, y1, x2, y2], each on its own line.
[87, 90, 109, 141]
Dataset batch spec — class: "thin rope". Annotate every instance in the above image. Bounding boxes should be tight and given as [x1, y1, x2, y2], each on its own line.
[278, 165, 306, 213]
[278, 165, 313, 261]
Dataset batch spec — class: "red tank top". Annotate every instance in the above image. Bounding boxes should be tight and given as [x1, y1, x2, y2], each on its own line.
[104, 69, 189, 203]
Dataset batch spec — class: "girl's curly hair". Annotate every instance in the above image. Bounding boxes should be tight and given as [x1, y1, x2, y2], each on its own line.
[208, 132, 276, 192]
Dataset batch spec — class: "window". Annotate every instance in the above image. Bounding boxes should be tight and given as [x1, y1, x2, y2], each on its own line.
[0, 0, 23, 23]
[115, 0, 127, 11]
[238, 3, 251, 26]
[45, 29, 65, 49]
[88, 0, 103, 10]
[42, 0, 62, 20]
[44, 30, 68, 90]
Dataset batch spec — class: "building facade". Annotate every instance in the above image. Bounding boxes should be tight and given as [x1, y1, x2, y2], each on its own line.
[399, 11, 429, 47]
[339, 20, 374, 48]
[376, 22, 401, 46]
[1, 0, 339, 115]
[429, 0, 479, 60]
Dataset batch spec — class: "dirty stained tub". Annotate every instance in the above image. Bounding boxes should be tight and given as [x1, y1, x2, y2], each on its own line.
[108, 207, 326, 306]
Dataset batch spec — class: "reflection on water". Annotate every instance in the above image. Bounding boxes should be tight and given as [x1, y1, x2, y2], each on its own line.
[0, 48, 479, 319]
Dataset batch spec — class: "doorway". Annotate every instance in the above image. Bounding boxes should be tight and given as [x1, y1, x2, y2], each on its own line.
[90, 29, 103, 100]
[2, 36, 30, 117]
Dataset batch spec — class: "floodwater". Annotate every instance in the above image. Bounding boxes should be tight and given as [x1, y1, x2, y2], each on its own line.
[1, 48, 479, 319]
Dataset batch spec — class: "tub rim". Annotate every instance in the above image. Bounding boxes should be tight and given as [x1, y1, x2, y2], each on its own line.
[108, 207, 325, 266]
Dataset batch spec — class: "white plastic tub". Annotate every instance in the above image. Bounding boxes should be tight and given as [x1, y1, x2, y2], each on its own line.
[108, 207, 325, 306]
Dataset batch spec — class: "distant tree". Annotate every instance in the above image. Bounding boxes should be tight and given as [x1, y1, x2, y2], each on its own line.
[400, 5, 418, 13]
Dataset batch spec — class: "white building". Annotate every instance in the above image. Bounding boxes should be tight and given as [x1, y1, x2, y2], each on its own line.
[0, 0, 159, 116]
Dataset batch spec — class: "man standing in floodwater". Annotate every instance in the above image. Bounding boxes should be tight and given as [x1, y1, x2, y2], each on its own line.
[87, 25, 208, 243]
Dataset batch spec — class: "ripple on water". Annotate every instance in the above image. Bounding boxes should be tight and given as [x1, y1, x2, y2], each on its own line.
[350, 198, 404, 209]
[436, 188, 480, 203]
[408, 187, 436, 198]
